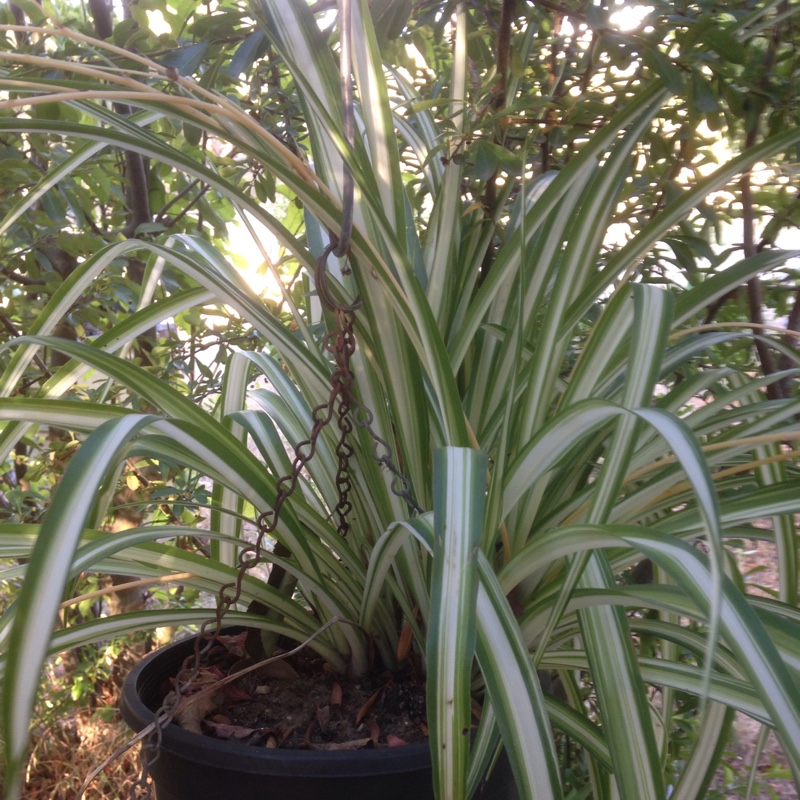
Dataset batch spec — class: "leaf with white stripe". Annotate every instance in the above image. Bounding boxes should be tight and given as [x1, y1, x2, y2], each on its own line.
[428, 448, 486, 800]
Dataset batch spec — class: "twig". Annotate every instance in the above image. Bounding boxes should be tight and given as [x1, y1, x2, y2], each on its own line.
[671, 321, 800, 341]
[154, 179, 202, 223]
[2, 270, 44, 287]
[163, 184, 210, 229]
[59, 573, 194, 610]
[0, 311, 52, 377]
[530, 0, 590, 26]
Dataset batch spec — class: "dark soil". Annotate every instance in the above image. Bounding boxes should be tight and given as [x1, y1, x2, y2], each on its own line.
[168, 632, 429, 751]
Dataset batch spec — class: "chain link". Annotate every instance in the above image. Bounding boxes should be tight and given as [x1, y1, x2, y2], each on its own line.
[350, 399, 423, 516]
[129, 766, 151, 800]
[129, 0, 375, 789]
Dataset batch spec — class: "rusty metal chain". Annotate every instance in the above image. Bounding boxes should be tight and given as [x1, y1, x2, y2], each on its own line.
[350, 399, 423, 516]
[132, 247, 420, 793]
[128, 768, 151, 800]
[181, 299, 360, 676]
[132, 248, 367, 796]
[330, 309, 358, 536]
[130, 1, 417, 789]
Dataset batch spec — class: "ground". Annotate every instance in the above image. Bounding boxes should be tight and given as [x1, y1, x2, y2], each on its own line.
[707, 536, 798, 800]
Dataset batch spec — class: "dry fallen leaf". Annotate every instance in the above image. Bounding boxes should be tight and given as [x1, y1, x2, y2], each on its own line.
[185, 666, 224, 691]
[204, 720, 262, 741]
[174, 690, 223, 734]
[386, 735, 409, 747]
[367, 719, 380, 744]
[310, 738, 372, 751]
[217, 633, 247, 657]
[316, 705, 331, 729]
[258, 659, 300, 680]
[280, 726, 295, 743]
[223, 684, 252, 703]
[397, 620, 414, 661]
[330, 682, 343, 707]
[355, 686, 383, 725]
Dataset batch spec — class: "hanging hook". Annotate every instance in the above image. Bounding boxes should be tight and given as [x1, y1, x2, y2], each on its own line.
[315, 243, 362, 313]
[314, 0, 361, 313]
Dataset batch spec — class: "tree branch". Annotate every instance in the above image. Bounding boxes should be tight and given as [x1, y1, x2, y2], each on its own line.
[529, 0, 588, 26]
[154, 179, 202, 223]
[121, 149, 152, 237]
[86, 0, 152, 237]
[2, 269, 45, 288]
[163, 185, 210, 229]
[87, 0, 113, 39]
[0, 312, 52, 377]
[478, 0, 516, 287]
[740, 3, 787, 400]
[776, 287, 800, 399]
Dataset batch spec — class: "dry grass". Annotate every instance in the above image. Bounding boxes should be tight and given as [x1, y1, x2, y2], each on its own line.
[23, 707, 142, 800]
[16, 643, 146, 800]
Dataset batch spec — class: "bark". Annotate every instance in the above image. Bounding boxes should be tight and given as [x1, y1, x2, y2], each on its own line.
[737, 4, 787, 399]
[87, 0, 113, 39]
[479, 0, 516, 287]
[776, 288, 800, 399]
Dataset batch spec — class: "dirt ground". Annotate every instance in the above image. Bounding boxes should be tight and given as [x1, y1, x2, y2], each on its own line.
[714, 717, 798, 800]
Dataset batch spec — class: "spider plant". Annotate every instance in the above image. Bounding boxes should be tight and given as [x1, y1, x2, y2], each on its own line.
[1, 3, 800, 799]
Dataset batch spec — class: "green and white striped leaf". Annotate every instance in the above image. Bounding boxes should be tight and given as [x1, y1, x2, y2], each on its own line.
[428, 448, 486, 800]
[1, 414, 158, 799]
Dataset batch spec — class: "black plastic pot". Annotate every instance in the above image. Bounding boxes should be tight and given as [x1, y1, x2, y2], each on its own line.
[121, 633, 518, 800]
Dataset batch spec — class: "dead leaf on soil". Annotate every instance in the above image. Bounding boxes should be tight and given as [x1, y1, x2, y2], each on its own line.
[397, 606, 420, 661]
[310, 738, 372, 751]
[217, 632, 248, 657]
[316, 705, 331, 729]
[367, 719, 380, 744]
[174, 689, 222, 734]
[258, 658, 300, 680]
[280, 726, 296, 743]
[185, 665, 224, 690]
[397, 620, 414, 661]
[204, 720, 264, 741]
[223, 683, 252, 703]
[387, 735, 409, 747]
[355, 686, 384, 725]
[330, 682, 343, 707]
